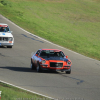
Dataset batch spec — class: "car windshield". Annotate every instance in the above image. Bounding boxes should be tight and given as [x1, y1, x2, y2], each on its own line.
[40, 50, 65, 58]
[0, 27, 10, 32]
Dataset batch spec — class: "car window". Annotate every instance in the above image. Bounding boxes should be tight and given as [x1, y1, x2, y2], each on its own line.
[59, 51, 65, 57]
[6, 27, 10, 31]
[40, 51, 47, 56]
[36, 50, 40, 55]
[40, 50, 65, 58]
[0, 27, 10, 32]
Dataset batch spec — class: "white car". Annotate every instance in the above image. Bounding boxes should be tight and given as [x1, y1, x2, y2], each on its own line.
[0, 23, 14, 48]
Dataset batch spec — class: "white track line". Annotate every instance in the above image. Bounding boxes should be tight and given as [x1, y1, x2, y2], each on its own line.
[0, 80, 54, 100]
[1, 14, 98, 61]
[0, 14, 81, 55]
[1, 14, 100, 60]
[0, 14, 56, 100]
[0, 14, 99, 99]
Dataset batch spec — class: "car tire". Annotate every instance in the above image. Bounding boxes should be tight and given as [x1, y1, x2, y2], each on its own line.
[31, 60, 35, 70]
[7, 46, 12, 48]
[65, 69, 71, 74]
[36, 63, 42, 72]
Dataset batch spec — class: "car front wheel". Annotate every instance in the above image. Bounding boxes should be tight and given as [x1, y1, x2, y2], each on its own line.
[31, 60, 35, 70]
[65, 69, 71, 74]
[7, 46, 12, 48]
[36, 63, 42, 72]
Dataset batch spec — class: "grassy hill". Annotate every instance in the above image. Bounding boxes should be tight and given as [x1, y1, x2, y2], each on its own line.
[0, 0, 100, 60]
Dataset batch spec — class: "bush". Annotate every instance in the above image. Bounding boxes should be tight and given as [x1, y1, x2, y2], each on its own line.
[0, 0, 12, 7]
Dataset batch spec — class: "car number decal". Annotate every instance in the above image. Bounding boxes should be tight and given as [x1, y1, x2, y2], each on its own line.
[2, 33, 5, 35]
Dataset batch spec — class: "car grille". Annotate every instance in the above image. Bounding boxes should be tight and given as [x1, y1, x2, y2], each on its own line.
[50, 62, 63, 68]
[0, 37, 9, 41]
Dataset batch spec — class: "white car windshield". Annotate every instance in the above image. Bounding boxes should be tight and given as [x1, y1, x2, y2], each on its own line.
[0, 27, 10, 32]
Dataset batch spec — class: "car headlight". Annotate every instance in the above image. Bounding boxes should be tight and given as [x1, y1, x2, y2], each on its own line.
[42, 60, 46, 64]
[9, 37, 13, 41]
[67, 61, 71, 65]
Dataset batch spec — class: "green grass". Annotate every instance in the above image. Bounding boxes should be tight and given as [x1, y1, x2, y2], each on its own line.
[0, 0, 100, 99]
[0, 0, 100, 60]
[0, 82, 51, 100]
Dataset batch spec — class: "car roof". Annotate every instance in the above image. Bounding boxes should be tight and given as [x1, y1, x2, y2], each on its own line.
[0, 23, 8, 27]
[40, 49, 62, 51]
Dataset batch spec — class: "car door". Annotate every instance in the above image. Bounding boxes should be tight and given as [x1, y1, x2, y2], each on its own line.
[34, 50, 41, 66]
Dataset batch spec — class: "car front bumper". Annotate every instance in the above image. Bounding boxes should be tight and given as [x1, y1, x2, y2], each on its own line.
[0, 43, 14, 46]
[40, 65, 71, 72]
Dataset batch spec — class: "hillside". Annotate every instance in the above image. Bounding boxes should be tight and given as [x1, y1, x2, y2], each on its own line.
[0, 0, 100, 60]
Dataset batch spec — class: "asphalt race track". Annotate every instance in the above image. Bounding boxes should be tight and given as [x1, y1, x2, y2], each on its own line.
[0, 15, 100, 100]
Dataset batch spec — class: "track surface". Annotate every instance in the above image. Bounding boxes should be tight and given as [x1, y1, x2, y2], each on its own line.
[0, 15, 100, 100]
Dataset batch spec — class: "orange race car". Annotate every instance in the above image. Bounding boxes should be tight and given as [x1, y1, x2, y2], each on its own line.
[31, 49, 72, 74]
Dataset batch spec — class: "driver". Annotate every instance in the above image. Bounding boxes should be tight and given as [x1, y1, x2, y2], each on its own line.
[1, 27, 6, 32]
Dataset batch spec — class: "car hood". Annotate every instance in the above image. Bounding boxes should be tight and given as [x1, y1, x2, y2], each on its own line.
[44, 57, 69, 61]
[0, 32, 13, 37]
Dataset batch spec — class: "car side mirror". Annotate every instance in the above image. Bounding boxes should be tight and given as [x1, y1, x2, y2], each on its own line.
[36, 54, 38, 56]
[10, 31, 13, 33]
[66, 56, 68, 58]
[8, 31, 13, 33]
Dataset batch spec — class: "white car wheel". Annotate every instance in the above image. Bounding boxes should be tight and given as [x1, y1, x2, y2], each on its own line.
[7, 46, 12, 48]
